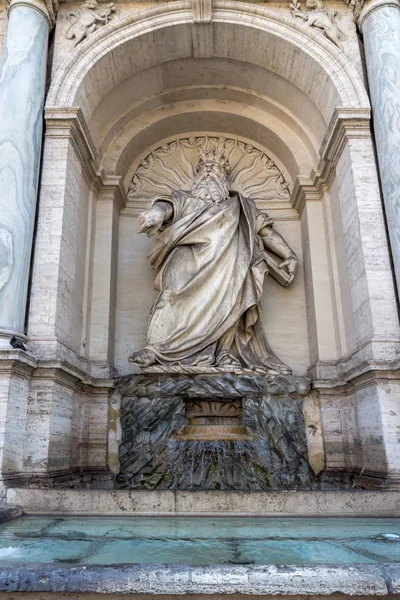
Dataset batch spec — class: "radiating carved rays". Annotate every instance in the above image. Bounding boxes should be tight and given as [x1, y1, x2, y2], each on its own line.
[128, 137, 291, 203]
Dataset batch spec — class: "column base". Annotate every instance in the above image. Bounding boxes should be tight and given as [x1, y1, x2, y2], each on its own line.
[0, 329, 29, 351]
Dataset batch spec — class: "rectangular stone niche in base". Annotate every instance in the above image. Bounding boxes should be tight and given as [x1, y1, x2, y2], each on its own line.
[116, 372, 314, 491]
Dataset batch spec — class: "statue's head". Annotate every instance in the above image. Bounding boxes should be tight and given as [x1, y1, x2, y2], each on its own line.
[192, 145, 230, 204]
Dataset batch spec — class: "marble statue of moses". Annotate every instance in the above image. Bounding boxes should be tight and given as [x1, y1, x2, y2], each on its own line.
[130, 145, 298, 374]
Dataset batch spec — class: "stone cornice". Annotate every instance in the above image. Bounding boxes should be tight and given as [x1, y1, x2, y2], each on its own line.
[0, 352, 37, 378]
[44, 107, 128, 208]
[292, 107, 371, 215]
[97, 171, 127, 212]
[319, 107, 372, 162]
[45, 107, 98, 179]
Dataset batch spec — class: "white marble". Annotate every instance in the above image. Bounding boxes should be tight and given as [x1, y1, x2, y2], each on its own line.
[0, 3, 49, 336]
[361, 0, 400, 299]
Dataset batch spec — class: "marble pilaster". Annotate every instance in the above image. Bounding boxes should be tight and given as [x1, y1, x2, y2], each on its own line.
[0, 0, 50, 344]
[360, 0, 400, 299]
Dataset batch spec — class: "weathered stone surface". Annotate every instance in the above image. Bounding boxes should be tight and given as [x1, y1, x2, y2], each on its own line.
[116, 373, 313, 490]
[0, 505, 22, 523]
[0, 563, 392, 595]
[6, 488, 400, 515]
[118, 373, 311, 399]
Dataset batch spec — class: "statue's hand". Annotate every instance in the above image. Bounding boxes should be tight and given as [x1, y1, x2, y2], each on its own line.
[137, 206, 165, 237]
[279, 255, 298, 285]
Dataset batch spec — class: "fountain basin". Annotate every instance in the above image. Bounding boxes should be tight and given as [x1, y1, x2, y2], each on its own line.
[1, 514, 400, 565]
[2, 498, 400, 597]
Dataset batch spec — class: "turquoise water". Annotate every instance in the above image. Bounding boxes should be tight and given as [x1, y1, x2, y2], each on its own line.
[0, 516, 400, 565]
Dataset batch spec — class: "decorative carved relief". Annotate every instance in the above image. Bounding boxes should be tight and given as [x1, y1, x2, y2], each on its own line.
[186, 399, 243, 419]
[344, 0, 364, 21]
[45, 0, 61, 28]
[127, 137, 291, 205]
[290, 0, 346, 47]
[65, 0, 116, 46]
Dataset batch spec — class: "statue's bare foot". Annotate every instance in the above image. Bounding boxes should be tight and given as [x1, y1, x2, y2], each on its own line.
[129, 349, 157, 367]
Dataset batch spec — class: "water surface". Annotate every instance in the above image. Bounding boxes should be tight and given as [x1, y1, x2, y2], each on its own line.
[0, 516, 399, 565]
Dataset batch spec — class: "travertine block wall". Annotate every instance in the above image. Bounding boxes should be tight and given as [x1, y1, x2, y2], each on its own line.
[0, 355, 34, 489]
[335, 137, 398, 350]
[27, 134, 91, 356]
[320, 374, 400, 485]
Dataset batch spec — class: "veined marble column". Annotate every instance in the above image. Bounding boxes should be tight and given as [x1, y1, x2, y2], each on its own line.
[359, 0, 400, 299]
[0, 0, 52, 346]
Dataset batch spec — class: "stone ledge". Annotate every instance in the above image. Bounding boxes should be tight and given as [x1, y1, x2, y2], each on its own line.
[117, 372, 311, 398]
[0, 505, 22, 523]
[6, 489, 400, 516]
[0, 563, 396, 595]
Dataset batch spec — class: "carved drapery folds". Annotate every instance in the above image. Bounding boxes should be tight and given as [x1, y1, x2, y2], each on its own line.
[65, 0, 116, 46]
[127, 136, 291, 205]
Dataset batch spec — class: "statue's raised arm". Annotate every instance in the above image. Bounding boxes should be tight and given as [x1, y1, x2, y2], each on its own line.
[130, 142, 297, 375]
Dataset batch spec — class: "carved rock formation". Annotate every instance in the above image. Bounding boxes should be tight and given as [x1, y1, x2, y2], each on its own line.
[116, 373, 314, 490]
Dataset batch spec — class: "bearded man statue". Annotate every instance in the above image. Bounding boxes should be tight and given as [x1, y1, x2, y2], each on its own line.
[129, 144, 298, 374]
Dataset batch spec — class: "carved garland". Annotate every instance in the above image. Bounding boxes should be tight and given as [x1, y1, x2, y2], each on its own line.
[127, 137, 291, 204]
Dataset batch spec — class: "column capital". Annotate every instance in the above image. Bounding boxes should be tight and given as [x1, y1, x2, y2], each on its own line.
[6, 0, 61, 29]
[358, 0, 400, 31]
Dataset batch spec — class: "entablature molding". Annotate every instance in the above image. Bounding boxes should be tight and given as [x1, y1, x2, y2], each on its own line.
[309, 332, 400, 387]
[45, 107, 127, 208]
[319, 107, 372, 163]
[291, 107, 372, 215]
[45, 107, 98, 180]
[97, 172, 127, 212]
[0, 352, 37, 378]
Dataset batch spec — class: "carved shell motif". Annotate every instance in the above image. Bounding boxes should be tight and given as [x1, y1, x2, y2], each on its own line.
[186, 400, 242, 419]
[128, 137, 291, 204]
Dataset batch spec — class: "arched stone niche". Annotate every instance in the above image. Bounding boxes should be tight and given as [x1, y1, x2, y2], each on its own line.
[36, 0, 374, 365]
[117, 132, 309, 376]
[19, 1, 400, 486]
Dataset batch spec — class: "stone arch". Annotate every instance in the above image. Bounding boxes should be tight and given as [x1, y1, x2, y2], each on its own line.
[48, 1, 369, 119]
[44, 1, 371, 204]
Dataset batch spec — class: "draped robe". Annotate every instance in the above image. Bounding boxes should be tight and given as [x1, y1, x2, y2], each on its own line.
[143, 190, 289, 373]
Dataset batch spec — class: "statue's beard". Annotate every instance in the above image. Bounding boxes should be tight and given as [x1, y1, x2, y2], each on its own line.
[192, 173, 229, 204]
